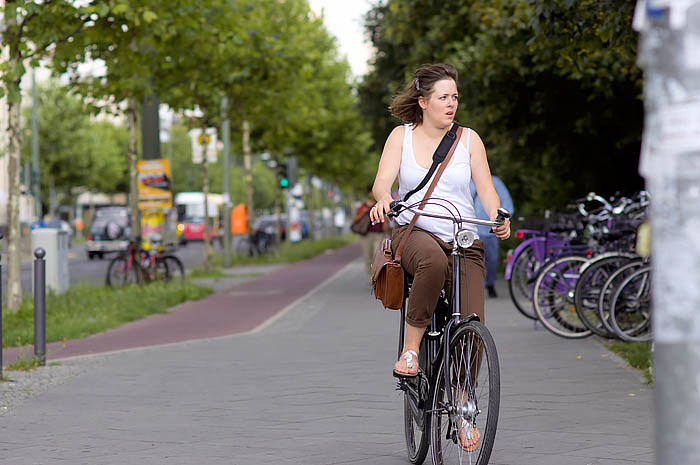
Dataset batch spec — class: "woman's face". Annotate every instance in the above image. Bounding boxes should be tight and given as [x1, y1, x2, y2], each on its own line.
[419, 78, 458, 127]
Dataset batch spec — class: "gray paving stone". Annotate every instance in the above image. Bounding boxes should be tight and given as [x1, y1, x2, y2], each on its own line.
[0, 261, 653, 464]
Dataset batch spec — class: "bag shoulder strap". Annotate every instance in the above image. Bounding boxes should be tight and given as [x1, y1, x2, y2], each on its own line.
[402, 122, 460, 202]
[395, 125, 464, 263]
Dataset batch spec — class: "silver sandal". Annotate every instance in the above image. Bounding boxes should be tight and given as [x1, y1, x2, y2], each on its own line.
[393, 350, 419, 378]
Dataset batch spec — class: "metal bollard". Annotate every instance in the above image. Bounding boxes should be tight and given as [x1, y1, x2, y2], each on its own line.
[33, 248, 46, 366]
[1, 239, 3, 379]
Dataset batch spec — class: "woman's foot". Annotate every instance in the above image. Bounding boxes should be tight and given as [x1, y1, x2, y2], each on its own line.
[457, 418, 481, 452]
[393, 350, 419, 377]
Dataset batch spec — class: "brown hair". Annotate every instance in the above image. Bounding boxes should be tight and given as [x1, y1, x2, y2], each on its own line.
[388, 63, 458, 125]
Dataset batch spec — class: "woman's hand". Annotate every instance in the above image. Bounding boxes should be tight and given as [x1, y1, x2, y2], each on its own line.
[491, 215, 511, 240]
[370, 196, 394, 224]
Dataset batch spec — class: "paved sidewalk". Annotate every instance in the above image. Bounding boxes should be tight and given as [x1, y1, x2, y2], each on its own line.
[0, 256, 653, 464]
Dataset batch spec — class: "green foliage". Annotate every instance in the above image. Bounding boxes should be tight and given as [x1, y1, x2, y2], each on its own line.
[1, 281, 212, 348]
[20, 81, 128, 202]
[167, 124, 277, 210]
[6, 355, 42, 372]
[359, 0, 644, 214]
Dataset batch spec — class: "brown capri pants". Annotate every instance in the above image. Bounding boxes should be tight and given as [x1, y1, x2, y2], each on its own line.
[391, 224, 486, 328]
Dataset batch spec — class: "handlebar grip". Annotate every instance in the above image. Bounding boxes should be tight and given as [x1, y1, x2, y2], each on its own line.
[386, 200, 402, 218]
[495, 208, 511, 224]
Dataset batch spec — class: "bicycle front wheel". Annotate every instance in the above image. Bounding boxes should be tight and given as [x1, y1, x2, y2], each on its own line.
[162, 255, 185, 285]
[533, 255, 591, 339]
[431, 321, 500, 465]
[507, 244, 539, 320]
[404, 337, 430, 464]
[106, 255, 140, 287]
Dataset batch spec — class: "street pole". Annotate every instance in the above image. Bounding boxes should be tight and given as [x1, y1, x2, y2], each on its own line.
[635, 2, 700, 464]
[242, 120, 255, 232]
[221, 97, 232, 267]
[31, 67, 41, 221]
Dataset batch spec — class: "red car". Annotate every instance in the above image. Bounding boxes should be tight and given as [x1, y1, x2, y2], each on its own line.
[177, 217, 220, 244]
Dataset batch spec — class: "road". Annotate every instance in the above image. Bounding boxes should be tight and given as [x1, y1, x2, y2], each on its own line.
[0, 241, 213, 298]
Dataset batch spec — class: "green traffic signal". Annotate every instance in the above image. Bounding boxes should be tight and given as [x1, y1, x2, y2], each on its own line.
[280, 178, 289, 188]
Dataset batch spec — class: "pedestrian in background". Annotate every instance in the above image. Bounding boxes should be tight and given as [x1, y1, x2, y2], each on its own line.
[470, 176, 513, 298]
[354, 187, 388, 283]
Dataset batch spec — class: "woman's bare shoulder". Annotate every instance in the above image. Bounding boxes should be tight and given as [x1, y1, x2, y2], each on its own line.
[384, 125, 406, 147]
[461, 127, 485, 153]
[389, 124, 406, 138]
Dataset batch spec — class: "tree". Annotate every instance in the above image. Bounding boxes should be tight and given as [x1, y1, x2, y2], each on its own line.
[50, 0, 211, 241]
[20, 81, 128, 216]
[1, 0, 93, 311]
[359, 0, 643, 213]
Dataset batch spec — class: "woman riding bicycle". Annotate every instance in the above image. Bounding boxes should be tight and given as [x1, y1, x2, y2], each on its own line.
[369, 63, 510, 450]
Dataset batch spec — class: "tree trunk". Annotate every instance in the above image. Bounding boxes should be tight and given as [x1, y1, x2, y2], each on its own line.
[5, 75, 23, 312]
[127, 100, 141, 239]
[242, 120, 254, 232]
[201, 125, 212, 271]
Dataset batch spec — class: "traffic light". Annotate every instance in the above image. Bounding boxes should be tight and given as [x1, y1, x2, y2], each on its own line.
[277, 163, 289, 189]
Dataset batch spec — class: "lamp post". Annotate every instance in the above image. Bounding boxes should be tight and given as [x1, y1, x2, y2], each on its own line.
[635, 2, 700, 464]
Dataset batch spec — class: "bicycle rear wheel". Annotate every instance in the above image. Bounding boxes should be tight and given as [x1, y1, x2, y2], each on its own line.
[597, 259, 646, 338]
[533, 255, 591, 339]
[507, 244, 539, 320]
[574, 254, 635, 338]
[430, 321, 500, 465]
[608, 266, 652, 342]
[404, 337, 430, 464]
[106, 255, 140, 287]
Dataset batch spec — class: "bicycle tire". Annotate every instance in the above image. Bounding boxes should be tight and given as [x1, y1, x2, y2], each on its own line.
[507, 244, 539, 320]
[404, 337, 430, 464]
[162, 255, 185, 285]
[574, 254, 635, 338]
[596, 259, 646, 338]
[430, 321, 500, 465]
[106, 255, 140, 287]
[533, 255, 592, 339]
[234, 237, 259, 258]
[608, 265, 652, 342]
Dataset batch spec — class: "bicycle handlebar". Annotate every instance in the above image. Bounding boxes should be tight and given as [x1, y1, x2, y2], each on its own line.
[385, 200, 510, 227]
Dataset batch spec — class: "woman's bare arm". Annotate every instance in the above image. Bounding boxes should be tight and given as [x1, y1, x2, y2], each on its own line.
[370, 126, 404, 224]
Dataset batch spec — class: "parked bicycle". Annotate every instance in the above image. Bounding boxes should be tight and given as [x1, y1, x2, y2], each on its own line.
[106, 237, 185, 287]
[387, 199, 510, 465]
[506, 191, 651, 341]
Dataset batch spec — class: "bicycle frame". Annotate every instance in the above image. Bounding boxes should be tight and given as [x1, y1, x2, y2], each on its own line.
[394, 204, 506, 426]
[505, 231, 576, 281]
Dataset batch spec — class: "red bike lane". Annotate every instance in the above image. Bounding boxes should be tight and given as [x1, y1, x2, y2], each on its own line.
[2, 242, 361, 365]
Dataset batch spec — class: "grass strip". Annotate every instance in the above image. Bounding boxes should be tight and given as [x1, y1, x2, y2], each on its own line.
[225, 234, 357, 266]
[2, 281, 212, 348]
[606, 340, 653, 385]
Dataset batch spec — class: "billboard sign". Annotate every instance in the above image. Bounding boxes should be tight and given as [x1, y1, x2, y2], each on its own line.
[138, 159, 173, 210]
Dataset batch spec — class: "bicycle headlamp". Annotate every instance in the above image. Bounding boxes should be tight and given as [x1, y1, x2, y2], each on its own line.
[456, 229, 476, 249]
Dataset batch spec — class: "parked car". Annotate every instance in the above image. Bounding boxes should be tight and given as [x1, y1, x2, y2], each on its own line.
[45, 219, 74, 248]
[177, 216, 220, 244]
[86, 207, 131, 259]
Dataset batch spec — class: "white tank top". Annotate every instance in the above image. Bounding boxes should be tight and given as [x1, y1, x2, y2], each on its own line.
[396, 124, 478, 242]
